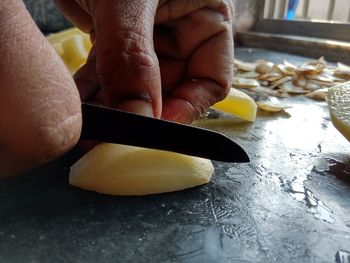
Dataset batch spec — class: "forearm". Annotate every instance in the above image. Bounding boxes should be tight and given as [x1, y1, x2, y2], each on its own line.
[0, 0, 82, 177]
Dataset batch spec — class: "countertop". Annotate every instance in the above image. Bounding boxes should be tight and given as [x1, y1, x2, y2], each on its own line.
[0, 48, 349, 263]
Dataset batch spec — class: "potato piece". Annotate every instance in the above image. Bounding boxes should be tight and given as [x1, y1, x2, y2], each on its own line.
[51, 43, 64, 56]
[69, 143, 214, 196]
[60, 35, 89, 73]
[211, 88, 257, 121]
[327, 82, 350, 141]
[232, 77, 260, 88]
[257, 100, 292, 112]
[46, 27, 83, 44]
[47, 27, 92, 73]
[82, 34, 92, 52]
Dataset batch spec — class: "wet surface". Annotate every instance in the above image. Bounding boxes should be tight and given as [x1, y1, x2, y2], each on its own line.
[336, 250, 350, 263]
[0, 48, 350, 262]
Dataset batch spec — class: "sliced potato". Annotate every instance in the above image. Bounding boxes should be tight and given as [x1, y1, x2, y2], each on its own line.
[61, 35, 89, 73]
[236, 71, 260, 79]
[257, 100, 292, 112]
[235, 59, 257, 71]
[305, 88, 328, 100]
[82, 34, 92, 52]
[51, 43, 64, 56]
[269, 76, 292, 89]
[47, 27, 92, 73]
[69, 143, 214, 196]
[327, 82, 350, 141]
[279, 81, 308, 94]
[232, 77, 260, 88]
[255, 61, 274, 74]
[211, 88, 257, 121]
[47, 27, 83, 44]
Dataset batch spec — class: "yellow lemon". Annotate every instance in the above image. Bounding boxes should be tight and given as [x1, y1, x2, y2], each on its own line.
[327, 82, 350, 141]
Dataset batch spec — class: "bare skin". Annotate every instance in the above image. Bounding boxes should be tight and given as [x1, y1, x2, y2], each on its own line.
[54, 0, 234, 122]
[0, 0, 81, 177]
[0, 0, 234, 176]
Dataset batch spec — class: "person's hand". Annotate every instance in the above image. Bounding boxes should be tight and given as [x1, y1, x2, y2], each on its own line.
[0, 0, 81, 176]
[54, 0, 234, 123]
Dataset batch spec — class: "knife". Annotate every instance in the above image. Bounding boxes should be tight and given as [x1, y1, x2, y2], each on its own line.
[80, 103, 249, 163]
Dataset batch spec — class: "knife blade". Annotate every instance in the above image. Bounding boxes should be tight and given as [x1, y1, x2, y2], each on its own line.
[80, 103, 249, 163]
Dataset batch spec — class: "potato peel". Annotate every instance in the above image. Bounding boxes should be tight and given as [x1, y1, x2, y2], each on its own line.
[234, 57, 350, 101]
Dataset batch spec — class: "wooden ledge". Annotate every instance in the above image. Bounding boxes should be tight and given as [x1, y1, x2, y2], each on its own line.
[236, 31, 350, 63]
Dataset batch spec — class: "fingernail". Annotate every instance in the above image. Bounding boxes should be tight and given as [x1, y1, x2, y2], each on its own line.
[162, 111, 193, 124]
[117, 99, 154, 118]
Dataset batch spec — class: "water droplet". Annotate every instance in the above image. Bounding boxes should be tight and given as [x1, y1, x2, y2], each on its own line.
[305, 190, 335, 224]
[167, 209, 173, 215]
[285, 177, 335, 224]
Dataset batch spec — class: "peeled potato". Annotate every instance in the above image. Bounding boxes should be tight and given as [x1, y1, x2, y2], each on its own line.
[60, 34, 89, 72]
[211, 88, 257, 121]
[47, 27, 83, 44]
[327, 82, 350, 141]
[47, 27, 92, 73]
[51, 43, 64, 56]
[82, 34, 92, 52]
[69, 143, 214, 196]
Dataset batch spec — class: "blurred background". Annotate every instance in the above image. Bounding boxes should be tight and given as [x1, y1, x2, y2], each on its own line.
[263, 0, 350, 22]
[24, 0, 350, 34]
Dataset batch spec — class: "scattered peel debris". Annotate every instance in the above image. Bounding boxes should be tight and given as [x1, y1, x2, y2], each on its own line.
[256, 97, 292, 113]
[234, 57, 350, 102]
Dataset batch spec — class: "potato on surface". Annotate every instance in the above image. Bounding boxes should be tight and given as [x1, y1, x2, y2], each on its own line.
[69, 143, 214, 196]
[211, 88, 257, 122]
[327, 82, 350, 141]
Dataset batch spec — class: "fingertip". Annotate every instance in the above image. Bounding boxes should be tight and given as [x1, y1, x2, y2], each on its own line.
[162, 79, 228, 124]
[116, 99, 156, 118]
[162, 98, 196, 124]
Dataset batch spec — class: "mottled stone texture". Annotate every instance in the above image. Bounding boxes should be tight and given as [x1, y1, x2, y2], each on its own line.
[23, 0, 71, 33]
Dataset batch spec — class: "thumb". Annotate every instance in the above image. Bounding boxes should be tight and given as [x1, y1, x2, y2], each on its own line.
[92, 0, 162, 118]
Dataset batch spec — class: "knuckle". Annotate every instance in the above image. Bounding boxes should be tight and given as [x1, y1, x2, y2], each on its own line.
[36, 111, 82, 162]
[121, 32, 158, 70]
[100, 30, 158, 74]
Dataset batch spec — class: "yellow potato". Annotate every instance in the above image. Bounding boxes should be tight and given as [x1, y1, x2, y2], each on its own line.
[327, 82, 350, 141]
[47, 27, 83, 44]
[47, 27, 92, 73]
[60, 35, 89, 73]
[51, 43, 64, 56]
[211, 88, 257, 121]
[82, 34, 92, 52]
[69, 143, 214, 196]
